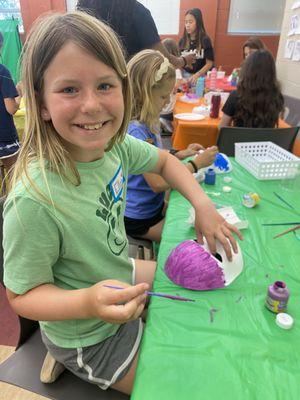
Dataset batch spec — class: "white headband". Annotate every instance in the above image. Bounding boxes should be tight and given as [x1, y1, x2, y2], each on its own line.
[154, 57, 170, 83]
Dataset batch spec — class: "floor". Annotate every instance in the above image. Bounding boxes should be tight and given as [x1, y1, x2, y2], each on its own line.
[0, 346, 47, 400]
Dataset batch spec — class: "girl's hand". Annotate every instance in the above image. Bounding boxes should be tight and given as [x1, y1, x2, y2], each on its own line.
[194, 201, 243, 261]
[87, 280, 149, 324]
[194, 146, 218, 169]
[188, 73, 199, 85]
[187, 143, 205, 152]
[184, 52, 196, 68]
[175, 143, 204, 160]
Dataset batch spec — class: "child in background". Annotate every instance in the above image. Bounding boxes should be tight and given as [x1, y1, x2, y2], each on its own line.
[219, 50, 284, 128]
[159, 38, 183, 133]
[3, 12, 240, 395]
[179, 8, 214, 84]
[242, 36, 266, 59]
[230, 36, 267, 79]
[0, 32, 21, 184]
[125, 49, 219, 243]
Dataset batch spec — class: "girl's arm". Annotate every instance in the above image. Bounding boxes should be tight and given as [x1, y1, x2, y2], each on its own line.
[7, 280, 149, 324]
[143, 147, 218, 193]
[4, 96, 21, 115]
[219, 113, 232, 128]
[151, 41, 195, 69]
[151, 149, 242, 259]
[189, 59, 214, 84]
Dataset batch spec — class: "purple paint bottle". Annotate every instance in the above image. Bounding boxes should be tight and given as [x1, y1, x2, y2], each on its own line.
[265, 281, 290, 313]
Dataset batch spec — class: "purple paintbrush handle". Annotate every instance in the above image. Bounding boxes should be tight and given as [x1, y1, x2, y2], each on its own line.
[103, 285, 195, 302]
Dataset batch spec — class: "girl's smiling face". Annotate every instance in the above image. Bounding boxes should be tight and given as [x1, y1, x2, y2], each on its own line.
[41, 41, 124, 162]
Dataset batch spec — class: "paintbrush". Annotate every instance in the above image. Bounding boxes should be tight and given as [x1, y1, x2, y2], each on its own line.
[273, 225, 300, 239]
[273, 192, 295, 210]
[262, 222, 300, 226]
[103, 284, 195, 302]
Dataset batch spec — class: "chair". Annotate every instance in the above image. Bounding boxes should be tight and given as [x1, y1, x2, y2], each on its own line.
[0, 197, 129, 400]
[172, 122, 219, 149]
[292, 135, 300, 157]
[127, 235, 155, 260]
[217, 126, 299, 157]
[283, 95, 300, 126]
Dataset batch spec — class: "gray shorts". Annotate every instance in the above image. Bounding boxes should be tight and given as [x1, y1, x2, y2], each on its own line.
[41, 318, 143, 390]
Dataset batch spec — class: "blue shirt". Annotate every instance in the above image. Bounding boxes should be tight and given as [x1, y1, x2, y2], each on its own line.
[125, 122, 164, 219]
[0, 64, 18, 142]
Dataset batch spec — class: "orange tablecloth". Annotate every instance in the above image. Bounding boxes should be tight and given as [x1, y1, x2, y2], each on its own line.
[172, 95, 220, 149]
[172, 95, 290, 150]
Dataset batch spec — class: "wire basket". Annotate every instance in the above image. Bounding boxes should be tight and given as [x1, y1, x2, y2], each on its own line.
[235, 142, 300, 180]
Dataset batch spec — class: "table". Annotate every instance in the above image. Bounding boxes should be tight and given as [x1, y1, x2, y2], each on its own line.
[172, 95, 290, 150]
[132, 159, 300, 400]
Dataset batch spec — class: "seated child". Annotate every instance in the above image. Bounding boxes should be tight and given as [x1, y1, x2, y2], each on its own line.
[124, 49, 218, 243]
[4, 12, 240, 396]
[219, 50, 284, 128]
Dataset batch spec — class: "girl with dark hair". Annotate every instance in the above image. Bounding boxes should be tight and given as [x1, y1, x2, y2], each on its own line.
[220, 50, 284, 128]
[242, 36, 266, 59]
[77, 0, 195, 68]
[179, 8, 214, 84]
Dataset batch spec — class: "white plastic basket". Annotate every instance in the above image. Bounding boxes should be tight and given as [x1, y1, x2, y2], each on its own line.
[234, 142, 300, 180]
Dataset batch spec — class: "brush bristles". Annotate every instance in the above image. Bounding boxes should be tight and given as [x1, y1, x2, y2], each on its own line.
[164, 240, 225, 291]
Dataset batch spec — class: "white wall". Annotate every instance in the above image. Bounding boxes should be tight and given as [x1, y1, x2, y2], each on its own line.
[276, 0, 300, 98]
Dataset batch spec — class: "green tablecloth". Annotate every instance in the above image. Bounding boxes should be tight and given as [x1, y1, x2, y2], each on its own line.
[132, 159, 300, 400]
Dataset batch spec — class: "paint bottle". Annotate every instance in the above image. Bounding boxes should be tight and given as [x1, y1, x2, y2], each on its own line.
[196, 76, 205, 98]
[265, 281, 290, 314]
[231, 70, 238, 87]
[210, 67, 217, 90]
[204, 168, 216, 185]
[210, 94, 221, 118]
[242, 192, 260, 208]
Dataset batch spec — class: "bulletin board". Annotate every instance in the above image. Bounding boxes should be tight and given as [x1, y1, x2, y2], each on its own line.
[276, 0, 300, 99]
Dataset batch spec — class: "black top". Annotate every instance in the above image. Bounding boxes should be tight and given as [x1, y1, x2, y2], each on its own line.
[179, 35, 214, 74]
[222, 90, 246, 127]
[0, 64, 18, 142]
[119, 2, 160, 58]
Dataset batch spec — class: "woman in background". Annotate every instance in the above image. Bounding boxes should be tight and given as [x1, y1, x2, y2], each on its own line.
[220, 50, 284, 128]
[179, 8, 214, 84]
[77, 0, 195, 68]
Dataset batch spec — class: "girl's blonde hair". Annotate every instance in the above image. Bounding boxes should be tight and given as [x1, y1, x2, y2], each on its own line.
[8, 11, 131, 198]
[127, 49, 175, 133]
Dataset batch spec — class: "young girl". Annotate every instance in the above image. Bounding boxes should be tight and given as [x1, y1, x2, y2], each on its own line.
[220, 50, 284, 128]
[124, 49, 218, 243]
[3, 12, 240, 396]
[160, 38, 183, 133]
[179, 8, 214, 84]
[0, 31, 21, 186]
[242, 36, 266, 59]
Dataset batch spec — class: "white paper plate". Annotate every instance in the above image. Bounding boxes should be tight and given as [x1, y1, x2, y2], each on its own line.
[179, 95, 199, 104]
[174, 113, 205, 121]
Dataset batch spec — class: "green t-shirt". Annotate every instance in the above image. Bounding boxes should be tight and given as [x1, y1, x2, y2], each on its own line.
[3, 135, 159, 348]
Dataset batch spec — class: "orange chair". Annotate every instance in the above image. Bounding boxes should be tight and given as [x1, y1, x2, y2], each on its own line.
[172, 122, 219, 149]
[292, 136, 300, 157]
